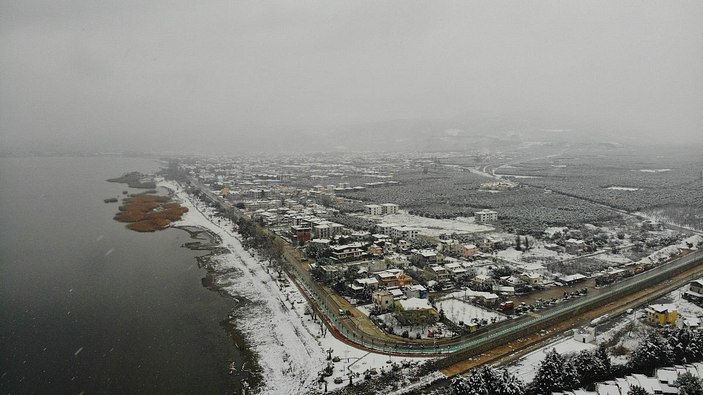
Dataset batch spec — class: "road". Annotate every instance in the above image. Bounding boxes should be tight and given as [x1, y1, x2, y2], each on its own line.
[283, 232, 703, 357]
[185, 179, 703, 365]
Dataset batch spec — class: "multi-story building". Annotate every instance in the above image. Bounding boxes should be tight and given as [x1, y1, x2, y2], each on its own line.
[380, 203, 399, 215]
[474, 209, 498, 223]
[364, 204, 383, 215]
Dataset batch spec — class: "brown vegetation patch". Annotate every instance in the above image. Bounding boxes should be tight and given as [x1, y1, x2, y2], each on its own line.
[114, 194, 188, 232]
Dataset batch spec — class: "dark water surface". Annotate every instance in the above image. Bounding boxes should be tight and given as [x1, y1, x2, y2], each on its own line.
[0, 156, 245, 394]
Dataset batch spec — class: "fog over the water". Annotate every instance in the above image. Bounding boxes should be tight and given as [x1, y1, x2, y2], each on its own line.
[1, 1, 702, 154]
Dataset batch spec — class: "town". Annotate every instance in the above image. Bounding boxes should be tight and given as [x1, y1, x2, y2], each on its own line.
[161, 147, 703, 394]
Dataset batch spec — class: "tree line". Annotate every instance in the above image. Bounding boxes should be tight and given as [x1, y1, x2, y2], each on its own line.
[451, 327, 703, 395]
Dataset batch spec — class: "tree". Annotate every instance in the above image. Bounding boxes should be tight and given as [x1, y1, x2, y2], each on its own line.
[675, 372, 703, 395]
[530, 349, 580, 394]
[452, 367, 525, 395]
[627, 386, 648, 395]
[629, 330, 674, 374]
[572, 346, 611, 389]
[515, 235, 522, 251]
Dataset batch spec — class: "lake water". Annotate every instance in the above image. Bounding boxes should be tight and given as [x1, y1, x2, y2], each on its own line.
[0, 156, 247, 394]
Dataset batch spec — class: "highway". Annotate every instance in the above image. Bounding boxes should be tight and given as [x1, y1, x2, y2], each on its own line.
[285, 245, 703, 358]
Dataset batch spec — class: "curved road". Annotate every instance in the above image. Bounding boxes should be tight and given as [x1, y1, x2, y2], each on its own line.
[284, 248, 703, 357]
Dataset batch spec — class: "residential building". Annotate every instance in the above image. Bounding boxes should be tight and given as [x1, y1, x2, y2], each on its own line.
[474, 209, 498, 223]
[427, 265, 451, 282]
[646, 304, 678, 325]
[367, 244, 383, 256]
[330, 243, 365, 262]
[394, 298, 439, 326]
[354, 277, 379, 290]
[520, 272, 543, 285]
[291, 225, 312, 244]
[559, 273, 587, 285]
[473, 274, 493, 286]
[376, 270, 413, 288]
[364, 204, 383, 215]
[372, 290, 394, 311]
[391, 226, 419, 241]
[413, 249, 444, 265]
[380, 203, 399, 215]
[461, 244, 478, 257]
[403, 284, 428, 299]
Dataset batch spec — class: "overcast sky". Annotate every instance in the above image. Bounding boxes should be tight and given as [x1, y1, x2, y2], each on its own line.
[1, 1, 702, 153]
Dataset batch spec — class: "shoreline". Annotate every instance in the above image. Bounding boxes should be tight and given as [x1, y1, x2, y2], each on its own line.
[160, 179, 439, 394]
[160, 180, 328, 394]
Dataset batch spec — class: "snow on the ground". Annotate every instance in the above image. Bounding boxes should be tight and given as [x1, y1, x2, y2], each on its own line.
[161, 180, 434, 393]
[435, 298, 505, 325]
[594, 253, 632, 264]
[359, 211, 494, 236]
[510, 336, 597, 383]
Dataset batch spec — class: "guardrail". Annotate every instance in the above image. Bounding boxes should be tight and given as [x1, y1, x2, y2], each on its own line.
[286, 249, 703, 358]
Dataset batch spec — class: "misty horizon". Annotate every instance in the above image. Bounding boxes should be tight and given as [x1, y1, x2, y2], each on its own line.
[1, 1, 702, 154]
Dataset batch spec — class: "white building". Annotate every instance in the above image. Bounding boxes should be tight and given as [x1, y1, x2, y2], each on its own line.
[364, 204, 383, 215]
[391, 226, 419, 241]
[380, 203, 399, 215]
[474, 209, 498, 223]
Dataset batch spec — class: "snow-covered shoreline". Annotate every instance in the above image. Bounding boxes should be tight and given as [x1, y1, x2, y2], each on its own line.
[160, 179, 327, 394]
[159, 180, 437, 394]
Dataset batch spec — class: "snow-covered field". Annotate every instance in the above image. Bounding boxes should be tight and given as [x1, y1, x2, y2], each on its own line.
[510, 336, 597, 383]
[161, 180, 435, 394]
[359, 211, 494, 236]
[507, 277, 703, 383]
[435, 298, 505, 325]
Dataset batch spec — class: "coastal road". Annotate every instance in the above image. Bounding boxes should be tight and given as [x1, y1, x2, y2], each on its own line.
[186, 180, 703, 367]
[282, 236, 703, 358]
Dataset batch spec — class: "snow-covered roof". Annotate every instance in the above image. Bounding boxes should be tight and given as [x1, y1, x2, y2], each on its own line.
[560, 273, 587, 282]
[647, 303, 676, 314]
[397, 298, 433, 311]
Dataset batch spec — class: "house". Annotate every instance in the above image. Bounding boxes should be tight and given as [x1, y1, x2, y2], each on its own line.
[455, 289, 500, 305]
[291, 225, 312, 244]
[394, 298, 439, 326]
[427, 265, 450, 282]
[413, 249, 444, 265]
[460, 244, 478, 257]
[397, 239, 410, 250]
[520, 272, 542, 286]
[404, 284, 428, 299]
[364, 204, 383, 215]
[492, 285, 515, 296]
[366, 259, 388, 273]
[690, 279, 703, 294]
[391, 226, 419, 241]
[354, 277, 379, 291]
[388, 287, 405, 300]
[559, 273, 587, 285]
[646, 304, 678, 325]
[376, 270, 413, 288]
[330, 243, 366, 262]
[438, 239, 461, 254]
[474, 209, 498, 223]
[473, 274, 493, 286]
[367, 244, 383, 256]
[380, 203, 399, 215]
[372, 290, 394, 311]
[642, 219, 664, 231]
[678, 315, 701, 330]
[573, 327, 596, 344]
[445, 262, 469, 278]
